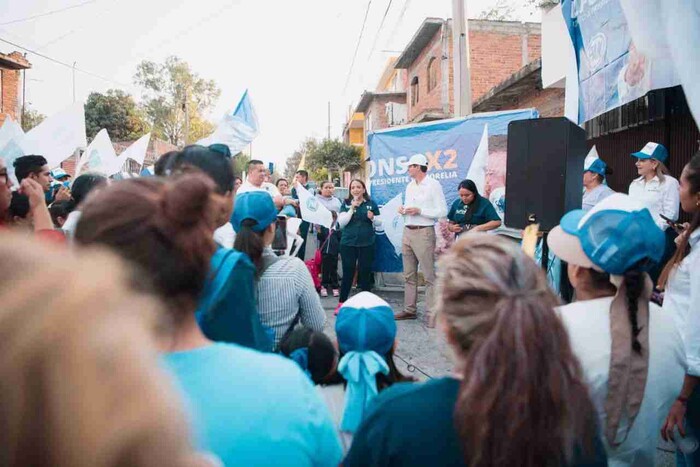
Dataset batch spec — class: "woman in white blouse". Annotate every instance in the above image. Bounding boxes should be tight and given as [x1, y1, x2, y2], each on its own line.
[628, 142, 680, 282]
[658, 152, 700, 465]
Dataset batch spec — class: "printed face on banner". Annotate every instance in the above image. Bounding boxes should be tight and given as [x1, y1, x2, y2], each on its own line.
[569, 0, 679, 123]
[367, 110, 537, 273]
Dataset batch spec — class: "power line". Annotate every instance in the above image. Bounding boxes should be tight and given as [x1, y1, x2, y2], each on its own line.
[0, 37, 132, 89]
[35, 0, 121, 50]
[384, 0, 411, 51]
[342, 0, 373, 94]
[0, 0, 100, 26]
[366, 0, 394, 60]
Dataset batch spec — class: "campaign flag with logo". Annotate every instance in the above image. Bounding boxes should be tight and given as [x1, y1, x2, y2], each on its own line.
[198, 90, 259, 155]
[76, 129, 118, 176]
[561, 0, 680, 124]
[22, 103, 87, 168]
[367, 109, 537, 272]
[377, 193, 404, 255]
[119, 133, 151, 167]
[295, 182, 333, 228]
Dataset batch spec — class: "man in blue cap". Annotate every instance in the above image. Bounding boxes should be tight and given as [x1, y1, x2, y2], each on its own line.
[583, 158, 615, 211]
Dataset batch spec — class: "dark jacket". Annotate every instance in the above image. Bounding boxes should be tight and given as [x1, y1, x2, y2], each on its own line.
[317, 223, 341, 257]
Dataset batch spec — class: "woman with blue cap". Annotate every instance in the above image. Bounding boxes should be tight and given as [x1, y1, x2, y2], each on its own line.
[548, 193, 685, 466]
[346, 235, 607, 467]
[316, 291, 411, 454]
[583, 158, 615, 211]
[628, 142, 680, 282]
[232, 190, 326, 351]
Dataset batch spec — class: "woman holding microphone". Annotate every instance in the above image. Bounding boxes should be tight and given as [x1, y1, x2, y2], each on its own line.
[336, 179, 380, 313]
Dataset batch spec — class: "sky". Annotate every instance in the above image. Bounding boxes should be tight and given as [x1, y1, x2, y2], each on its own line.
[0, 0, 541, 169]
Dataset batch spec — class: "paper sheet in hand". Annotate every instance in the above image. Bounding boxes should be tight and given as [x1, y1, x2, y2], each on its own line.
[295, 183, 332, 228]
[23, 103, 87, 168]
[381, 193, 404, 255]
[76, 129, 118, 176]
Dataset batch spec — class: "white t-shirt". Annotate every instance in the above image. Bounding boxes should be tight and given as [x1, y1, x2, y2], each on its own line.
[583, 184, 616, 211]
[664, 229, 700, 376]
[237, 179, 280, 198]
[317, 385, 353, 455]
[628, 175, 680, 230]
[557, 297, 685, 467]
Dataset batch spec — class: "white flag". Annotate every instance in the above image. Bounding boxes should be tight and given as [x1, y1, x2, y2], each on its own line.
[0, 118, 27, 184]
[295, 182, 332, 228]
[119, 133, 151, 167]
[197, 90, 259, 155]
[22, 103, 87, 169]
[584, 145, 600, 171]
[76, 129, 117, 176]
[466, 124, 489, 194]
[381, 193, 404, 256]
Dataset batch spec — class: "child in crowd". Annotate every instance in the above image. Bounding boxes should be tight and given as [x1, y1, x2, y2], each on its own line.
[317, 210, 341, 297]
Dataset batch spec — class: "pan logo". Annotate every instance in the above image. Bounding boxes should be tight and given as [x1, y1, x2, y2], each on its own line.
[306, 197, 319, 212]
[87, 150, 102, 170]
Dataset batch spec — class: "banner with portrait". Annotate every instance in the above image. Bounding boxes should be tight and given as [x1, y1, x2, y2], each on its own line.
[563, 0, 680, 123]
[367, 109, 538, 273]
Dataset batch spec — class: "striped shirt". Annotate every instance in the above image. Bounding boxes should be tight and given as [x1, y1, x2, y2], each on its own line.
[257, 249, 326, 350]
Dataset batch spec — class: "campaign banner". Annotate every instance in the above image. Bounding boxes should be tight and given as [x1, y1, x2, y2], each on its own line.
[367, 109, 538, 273]
[563, 0, 680, 124]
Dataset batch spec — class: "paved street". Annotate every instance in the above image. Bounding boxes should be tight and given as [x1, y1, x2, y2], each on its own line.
[319, 288, 675, 465]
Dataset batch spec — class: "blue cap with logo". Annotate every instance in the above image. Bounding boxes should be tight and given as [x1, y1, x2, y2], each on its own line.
[231, 191, 278, 233]
[585, 158, 607, 177]
[631, 142, 669, 164]
[548, 193, 664, 275]
[335, 292, 397, 433]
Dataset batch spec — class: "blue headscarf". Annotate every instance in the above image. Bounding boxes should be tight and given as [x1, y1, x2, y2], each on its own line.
[335, 292, 397, 432]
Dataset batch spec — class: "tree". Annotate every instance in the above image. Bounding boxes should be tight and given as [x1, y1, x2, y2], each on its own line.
[134, 56, 221, 146]
[284, 150, 303, 180]
[307, 138, 362, 181]
[479, 0, 556, 21]
[21, 106, 45, 132]
[84, 89, 149, 141]
[232, 152, 250, 179]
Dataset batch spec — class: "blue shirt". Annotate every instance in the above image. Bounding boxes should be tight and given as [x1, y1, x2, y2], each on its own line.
[345, 377, 607, 467]
[163, 343, 343, 467]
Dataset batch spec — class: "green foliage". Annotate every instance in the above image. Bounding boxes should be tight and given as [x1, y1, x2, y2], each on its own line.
[84, 89, 149, 141]
[134, 56, 221, 146]
[306, 138, 361, 175]
[21, 105, 45, 132]
[232, 152, 251, 179]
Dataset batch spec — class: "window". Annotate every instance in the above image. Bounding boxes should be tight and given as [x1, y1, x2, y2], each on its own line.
[427, 57, 438, 92]
[410, 76, 419, 106]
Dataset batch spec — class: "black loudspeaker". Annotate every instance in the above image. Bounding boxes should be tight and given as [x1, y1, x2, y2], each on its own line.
[505, 118, 587, 232]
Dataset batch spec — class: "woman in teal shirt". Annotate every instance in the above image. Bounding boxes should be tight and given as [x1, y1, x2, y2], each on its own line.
[337, 179, 380, 311]
[447, 179, 501, 237]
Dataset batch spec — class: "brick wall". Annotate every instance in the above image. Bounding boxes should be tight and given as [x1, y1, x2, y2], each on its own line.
[366, 95, 408, 133]
[405, 20, 542, 123]
[0, 68, 21, 127]
[514, 87, 565, 118]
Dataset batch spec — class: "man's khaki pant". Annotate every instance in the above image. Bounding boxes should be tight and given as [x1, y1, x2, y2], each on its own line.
[402, 226, 436, 315]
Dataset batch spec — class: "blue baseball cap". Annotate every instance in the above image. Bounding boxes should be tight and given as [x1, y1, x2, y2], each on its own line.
[585, 158, 607, 177]
[631, 142, 668, 164]
[231, 191, 278, 233]
[336, 292, 396, 355]
[547, 193, 664, 275]
[50, 168, 70, 180]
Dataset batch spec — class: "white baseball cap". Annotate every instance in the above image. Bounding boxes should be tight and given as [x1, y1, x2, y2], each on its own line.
[407, 154, 428, 167]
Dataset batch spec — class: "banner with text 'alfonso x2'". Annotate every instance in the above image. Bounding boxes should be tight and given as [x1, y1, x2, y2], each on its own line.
[367, 109, 538, 273]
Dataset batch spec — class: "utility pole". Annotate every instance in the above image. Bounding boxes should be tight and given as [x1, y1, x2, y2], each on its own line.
[72, 62, 77, 103]
[452, 0, 472, 116]
[183, 87, 190, 145]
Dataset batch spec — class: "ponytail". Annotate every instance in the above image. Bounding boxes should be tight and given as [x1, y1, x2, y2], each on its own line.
[233, 219, 265, 276]
[624, 269, 645, 354]
[438, 236, 598, 467]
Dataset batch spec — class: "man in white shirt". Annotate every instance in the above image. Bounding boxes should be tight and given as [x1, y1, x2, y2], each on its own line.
[237, 159, 284, 209]
[395, 154, 448, 325]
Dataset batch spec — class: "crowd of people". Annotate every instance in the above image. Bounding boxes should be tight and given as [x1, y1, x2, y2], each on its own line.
[0, 138, 698, 467]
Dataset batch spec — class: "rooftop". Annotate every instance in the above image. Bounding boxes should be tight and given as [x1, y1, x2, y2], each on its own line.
[355, 90, 407, 113]
[0, 51, 31, 70]
[472, 58, 543, 112]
